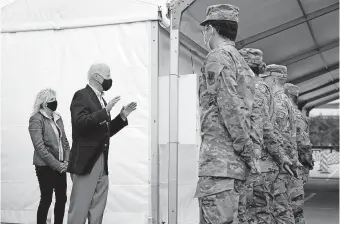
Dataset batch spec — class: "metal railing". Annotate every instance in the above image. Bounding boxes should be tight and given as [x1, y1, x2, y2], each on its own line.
[312, 146, 339, 152]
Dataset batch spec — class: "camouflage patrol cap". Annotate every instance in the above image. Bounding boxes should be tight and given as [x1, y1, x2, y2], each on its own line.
[239, 48, 264, 67]
[284, 83, 300, 97]
[200, 4, 239, 26]
[260, 64, 287, 79]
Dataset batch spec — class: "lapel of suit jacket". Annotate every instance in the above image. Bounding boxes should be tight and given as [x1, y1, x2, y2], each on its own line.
[85, 85, 103, 111]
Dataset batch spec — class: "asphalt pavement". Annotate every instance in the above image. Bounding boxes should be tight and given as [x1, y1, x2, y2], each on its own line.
[1, 176, 339, 224]
[304, 178, 339, 224]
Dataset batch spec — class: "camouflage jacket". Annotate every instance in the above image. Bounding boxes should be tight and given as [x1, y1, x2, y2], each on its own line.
[293, 105, 312, 154]
[250, 81, 289, 172]
[198, 41, 255, 181]
[273, 90, 299, 167]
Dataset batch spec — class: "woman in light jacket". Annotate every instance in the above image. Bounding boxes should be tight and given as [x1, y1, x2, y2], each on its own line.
[28, 89, 70, 224]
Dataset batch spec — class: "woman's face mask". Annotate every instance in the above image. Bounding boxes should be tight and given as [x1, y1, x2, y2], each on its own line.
[47, 100, 58, 111]
[203, 25, 214, 51]
[45, 97, 57, 112]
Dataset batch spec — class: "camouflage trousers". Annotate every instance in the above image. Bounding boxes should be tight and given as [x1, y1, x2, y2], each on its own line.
[289, 168, 305, 224]
[244, 174, 256, 223]
[246, 170, 279, 224]
[198, 179, 246, 224]
[301, 166, 310, 185]
[272, 173, 295, 224]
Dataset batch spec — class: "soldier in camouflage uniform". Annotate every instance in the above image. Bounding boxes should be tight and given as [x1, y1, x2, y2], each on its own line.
[195, 4, 259, 224]
[284, 83, 314, 224]
[239, 49, 294, 224]
[261, 65, 300, 224]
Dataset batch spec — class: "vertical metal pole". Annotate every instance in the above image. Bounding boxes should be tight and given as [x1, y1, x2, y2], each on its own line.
[150, 21, 160, 224]
[168, 17, 180, 224]
[167, 1, 196, 223]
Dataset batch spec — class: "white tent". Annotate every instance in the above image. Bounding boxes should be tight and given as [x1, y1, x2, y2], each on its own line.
[1, 0, 203, 223]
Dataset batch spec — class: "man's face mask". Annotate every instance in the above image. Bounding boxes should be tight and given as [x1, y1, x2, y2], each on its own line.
[97, 74, 112, 91]
[203, 25, 214, 51]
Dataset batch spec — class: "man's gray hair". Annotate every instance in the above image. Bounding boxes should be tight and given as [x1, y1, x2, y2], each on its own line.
[87, 63, 109, 81]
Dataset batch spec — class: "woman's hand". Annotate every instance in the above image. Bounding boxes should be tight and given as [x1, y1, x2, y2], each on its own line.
[58, 162, 68, 173]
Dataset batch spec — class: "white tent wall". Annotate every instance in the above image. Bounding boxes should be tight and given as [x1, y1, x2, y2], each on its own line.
[1, 20, 155, 223]
[1, 0, 207, 224]
[0, 0, 160, 32]
[158, 27, 203, 223]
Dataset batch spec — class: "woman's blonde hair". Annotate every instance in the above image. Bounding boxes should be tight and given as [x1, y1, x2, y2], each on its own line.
[32, 88, 56, 116]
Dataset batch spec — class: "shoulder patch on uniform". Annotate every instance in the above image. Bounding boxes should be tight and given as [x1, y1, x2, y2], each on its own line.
[207, 71, 215, 85]
[205, 61, 224, 77]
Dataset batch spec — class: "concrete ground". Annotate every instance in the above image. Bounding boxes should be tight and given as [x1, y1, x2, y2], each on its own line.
[304, 178, 339, 224]
[309, 161, 339, 179]
[2, 166, 339, 224]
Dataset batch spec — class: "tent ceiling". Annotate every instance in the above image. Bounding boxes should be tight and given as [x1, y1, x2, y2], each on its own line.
[180, 0, 339, 110]
[2, 0, 339, 110]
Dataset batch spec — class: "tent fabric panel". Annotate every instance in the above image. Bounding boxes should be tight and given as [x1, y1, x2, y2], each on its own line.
[180, 13, 207, 53]
[1, 0, 160, 32]
[158, 28, 203, 78]
[323, 47, 340, 65]
[158, 144, 199, 224]
[308, 11, 339, 45]
[252, 23, 315, 64]
[186, 0, 303, 41]
[1, 21, 152, 224]
[158, 29, 203, 223]
[158, 28, 203, 146]
[158, 70, 201, 222]
[287, 54, 325, 81]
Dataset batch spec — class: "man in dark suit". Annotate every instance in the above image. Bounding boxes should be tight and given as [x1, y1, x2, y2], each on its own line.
[67, 63, 137, 223]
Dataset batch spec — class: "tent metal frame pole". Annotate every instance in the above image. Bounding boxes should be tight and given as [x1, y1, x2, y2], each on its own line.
[149, 21, 160, 224]
[289, 63, 339, 84]
[305, 94, 339, 111]
[168, 0, 196, 223]
[168, 24, 180, 224]
[299, 89, 340, 108]
[296, 0, 329, 70]
[299, 78, 339, 96]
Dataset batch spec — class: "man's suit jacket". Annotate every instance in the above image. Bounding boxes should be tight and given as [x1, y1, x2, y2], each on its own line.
[67, 85, 128, 175]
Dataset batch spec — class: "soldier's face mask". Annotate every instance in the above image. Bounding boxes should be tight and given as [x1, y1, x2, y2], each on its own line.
[292, 95, 298, 105]
[203, 25, 214, 51]
[263, 76, 275, 88]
